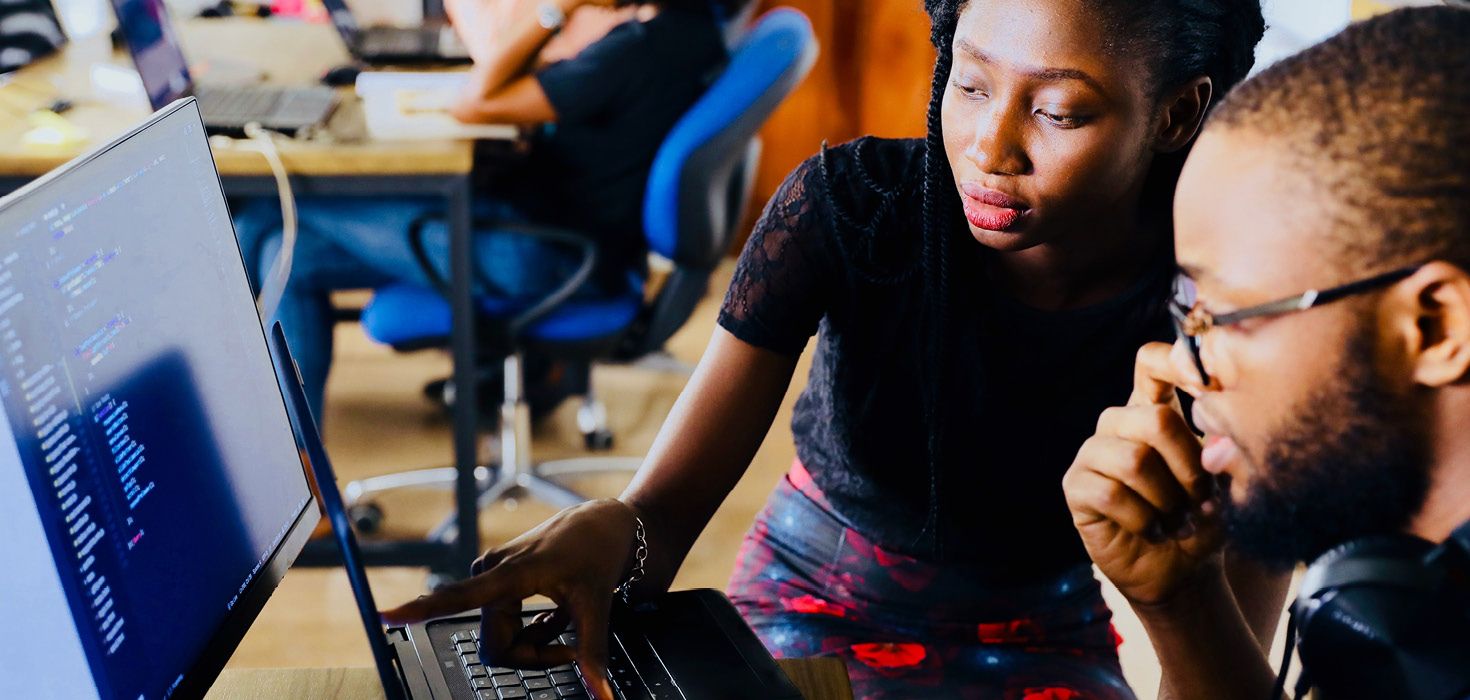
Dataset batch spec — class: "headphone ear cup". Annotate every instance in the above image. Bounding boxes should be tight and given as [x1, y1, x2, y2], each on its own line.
[1293, 534, 1470, 700]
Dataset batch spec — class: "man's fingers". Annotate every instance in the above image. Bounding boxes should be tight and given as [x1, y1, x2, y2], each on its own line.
[570, 592, 616, 700]
[1128, 342, 1186, 408]
[1065, 454, 1158, 536]
[380, 568, 524, 625]
[1081, 432, 1189, 517]
[1096, 404, 1211, 504]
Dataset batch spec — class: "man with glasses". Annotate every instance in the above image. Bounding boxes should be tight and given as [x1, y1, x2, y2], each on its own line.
[1063, 7, 1470, 699]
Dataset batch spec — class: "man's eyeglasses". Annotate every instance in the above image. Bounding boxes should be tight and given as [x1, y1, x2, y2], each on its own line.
[1168, 265, 1421, 384]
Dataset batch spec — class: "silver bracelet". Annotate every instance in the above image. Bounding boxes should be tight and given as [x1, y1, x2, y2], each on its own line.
[614, 515, 647, 605]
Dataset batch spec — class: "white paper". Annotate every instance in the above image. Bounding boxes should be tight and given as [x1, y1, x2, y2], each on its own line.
[354, 71, 518, 142]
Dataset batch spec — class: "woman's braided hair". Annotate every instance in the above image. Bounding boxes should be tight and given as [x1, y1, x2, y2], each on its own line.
[911, 0, 1264, 559]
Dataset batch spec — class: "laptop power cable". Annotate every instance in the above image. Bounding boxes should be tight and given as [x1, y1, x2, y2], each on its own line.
[211, 122, 297, 322]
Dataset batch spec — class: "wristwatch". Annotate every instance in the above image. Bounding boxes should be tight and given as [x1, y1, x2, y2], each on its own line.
[536, 1, 567, 32]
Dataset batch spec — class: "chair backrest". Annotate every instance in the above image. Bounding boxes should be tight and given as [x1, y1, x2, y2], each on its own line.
[629, 7, 816, 356]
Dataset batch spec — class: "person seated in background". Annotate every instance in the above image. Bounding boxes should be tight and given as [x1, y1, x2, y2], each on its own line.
[234, 0, 740, 422]
[1063, 7, 1470, 698]
[445, 0, 638, 66]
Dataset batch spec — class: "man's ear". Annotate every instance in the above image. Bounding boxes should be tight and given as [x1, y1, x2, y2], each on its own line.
[1155, 76, 1213, 154]
[1396, 262, 1470, 387]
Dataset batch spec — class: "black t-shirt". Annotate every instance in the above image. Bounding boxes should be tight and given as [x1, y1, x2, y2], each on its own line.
[719, 137, 1177, 582]
[502, 8, 724, 274]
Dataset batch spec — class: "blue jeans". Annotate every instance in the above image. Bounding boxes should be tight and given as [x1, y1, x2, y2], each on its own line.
[233, 196, 589, 422]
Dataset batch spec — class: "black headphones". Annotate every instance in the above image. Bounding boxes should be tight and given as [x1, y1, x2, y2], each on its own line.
[1273, 518, 1470, 699]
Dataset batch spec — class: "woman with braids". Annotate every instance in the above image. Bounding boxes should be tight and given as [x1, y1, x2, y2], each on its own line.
[383, 1, 1287, 698]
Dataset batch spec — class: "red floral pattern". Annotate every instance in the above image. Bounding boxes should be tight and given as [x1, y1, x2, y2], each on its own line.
[1022, 688, 1085, 700]
[850, 642, 928, 669]
[782, 594, 848, 618]
[727, 462, 1137, 700]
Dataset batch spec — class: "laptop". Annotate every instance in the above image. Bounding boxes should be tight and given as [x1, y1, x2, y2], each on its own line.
[269, 327, 807, 700]
[0, 101, 318, 698]
[321, 0, 471, 65]
[0, 97, 803, 700]
[110, 0, 338, 136]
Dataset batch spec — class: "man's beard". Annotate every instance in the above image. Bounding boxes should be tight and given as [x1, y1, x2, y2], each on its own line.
[1216, 329, 1431, 569]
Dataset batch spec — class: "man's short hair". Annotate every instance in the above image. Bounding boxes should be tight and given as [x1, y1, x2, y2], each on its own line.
[1209, 6, 1470, 274]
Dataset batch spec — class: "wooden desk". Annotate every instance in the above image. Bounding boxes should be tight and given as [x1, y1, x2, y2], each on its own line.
[206, 659, 855, 700]
[0, 20, 474, 180]
[0, 18, 488, 580]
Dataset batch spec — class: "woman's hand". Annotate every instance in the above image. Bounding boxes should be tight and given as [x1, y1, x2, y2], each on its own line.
[1062, 342, 1224, 606]
[380, 498, 640, 700]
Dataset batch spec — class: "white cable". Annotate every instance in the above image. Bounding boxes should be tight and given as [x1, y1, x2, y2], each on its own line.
[217, 122, 298, 323]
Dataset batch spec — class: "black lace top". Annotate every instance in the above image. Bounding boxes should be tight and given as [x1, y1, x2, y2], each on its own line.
[719, 137, 1176, 582]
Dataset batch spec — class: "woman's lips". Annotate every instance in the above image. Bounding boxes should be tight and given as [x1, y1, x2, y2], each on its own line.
[960, 183, 1029, 232]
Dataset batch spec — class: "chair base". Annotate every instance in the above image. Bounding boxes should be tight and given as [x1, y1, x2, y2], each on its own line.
[341, 353, 643, 542]
[344, 457, 645, 542]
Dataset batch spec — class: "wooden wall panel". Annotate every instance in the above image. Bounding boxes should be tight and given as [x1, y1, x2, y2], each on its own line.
[740, 0, 935, 249]
[854, 0, 934, 138]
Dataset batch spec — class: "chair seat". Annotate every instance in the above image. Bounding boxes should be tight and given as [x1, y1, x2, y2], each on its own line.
[361, 280, 645, 347]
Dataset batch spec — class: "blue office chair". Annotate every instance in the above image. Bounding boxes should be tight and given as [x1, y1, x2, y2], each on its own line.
[345, 8, 818, 532]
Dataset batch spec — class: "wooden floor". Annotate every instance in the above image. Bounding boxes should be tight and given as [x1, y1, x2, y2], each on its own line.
[224, 260, 1292, 698]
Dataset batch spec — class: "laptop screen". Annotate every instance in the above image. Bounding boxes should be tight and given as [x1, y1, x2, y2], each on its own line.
[110, 0, 192, 109]
[317, 0, 361, 46]
[0, 102, 314, 699]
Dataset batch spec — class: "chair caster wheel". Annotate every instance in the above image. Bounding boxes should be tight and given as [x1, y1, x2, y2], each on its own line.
[584, 430, 614, 451]
[349, 502, 384, 535]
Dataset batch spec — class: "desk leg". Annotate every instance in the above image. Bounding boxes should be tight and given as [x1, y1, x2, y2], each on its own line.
[447, 175, 480, 577]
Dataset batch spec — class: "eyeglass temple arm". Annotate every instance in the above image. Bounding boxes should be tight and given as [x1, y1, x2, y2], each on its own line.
[1212, 266, 1420, 327]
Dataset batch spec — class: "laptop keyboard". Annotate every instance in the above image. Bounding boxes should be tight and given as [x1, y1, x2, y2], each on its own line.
[450, 627, 664, 700]
[196, 85, 337, 131]
[361, 28, 436, 55]
[452, 628, 589, 700]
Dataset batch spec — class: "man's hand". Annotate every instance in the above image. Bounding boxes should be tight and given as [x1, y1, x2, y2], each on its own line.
[1063, 342, 1224, 606]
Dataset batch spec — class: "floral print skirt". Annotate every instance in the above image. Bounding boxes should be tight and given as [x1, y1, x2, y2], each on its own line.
[727, 462, 1138, 700]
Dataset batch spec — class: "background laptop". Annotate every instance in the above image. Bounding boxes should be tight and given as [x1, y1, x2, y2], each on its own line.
[321, 0, 471, 65]
[268, 320, 806, 700]
[0, 100, 318, 699]
[110, 0, 338, 135]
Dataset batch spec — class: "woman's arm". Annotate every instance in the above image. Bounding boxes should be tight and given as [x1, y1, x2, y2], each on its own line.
[380, 156, 830, 700]
[379, 329, 799, 700]
[622, 328, 800, 593]
[448, 0, 608, 124]
[443, 0, 509, 65]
